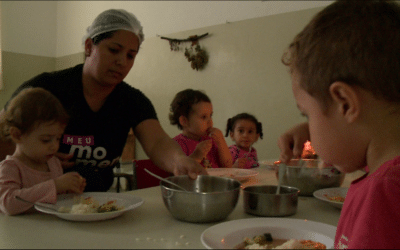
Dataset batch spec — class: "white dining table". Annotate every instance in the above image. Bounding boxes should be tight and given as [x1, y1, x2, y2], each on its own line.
[0, 165, 365, 249]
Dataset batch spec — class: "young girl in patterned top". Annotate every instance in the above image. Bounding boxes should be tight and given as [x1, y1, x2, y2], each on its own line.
[0, 88, 86, 215]
[225, 113, 263, 169]
[169, 89, 232, 169]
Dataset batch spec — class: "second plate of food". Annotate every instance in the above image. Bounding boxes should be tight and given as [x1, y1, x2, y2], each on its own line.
[206, 168, 258, 181]
[201, 218, 336, 249]
[34, 192, 144, 221]
[313, 187, 348, 209]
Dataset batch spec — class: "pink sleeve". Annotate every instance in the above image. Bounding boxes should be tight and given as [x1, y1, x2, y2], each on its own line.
[0, 161, 57, 216]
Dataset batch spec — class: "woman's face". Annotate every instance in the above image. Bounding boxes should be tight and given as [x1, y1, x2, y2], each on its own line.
[84, 30, 140, 87]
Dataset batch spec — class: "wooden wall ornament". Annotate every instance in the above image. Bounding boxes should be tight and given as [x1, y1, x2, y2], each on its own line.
[160, 33, 209, 71]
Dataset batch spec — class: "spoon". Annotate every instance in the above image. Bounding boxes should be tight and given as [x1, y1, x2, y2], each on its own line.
[15, 196, 60, 212]
[276, 163, 286, 195]
[144, 168, 188, 192]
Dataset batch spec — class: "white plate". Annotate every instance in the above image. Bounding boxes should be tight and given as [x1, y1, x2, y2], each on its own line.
[313, 187, 348, 209]
[201, 218, 336, 249]
[207, 168, 258, 181]
[34, 192, 144, 221]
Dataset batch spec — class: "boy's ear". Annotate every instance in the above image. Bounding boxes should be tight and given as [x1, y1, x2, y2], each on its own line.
[329, 81, 360, 123]
[9, 126, 22, 143]
[179, 115, 188, 128]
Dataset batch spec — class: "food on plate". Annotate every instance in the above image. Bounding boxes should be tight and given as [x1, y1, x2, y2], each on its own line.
[235, 233, 326, 249]
[323, 194, 345, 203]
[57, 196, 124, 214]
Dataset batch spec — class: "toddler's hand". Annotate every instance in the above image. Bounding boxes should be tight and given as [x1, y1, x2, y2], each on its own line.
[208, 128, 224, 145]
[191, 140, 212, 162]
[233, 158, 247, 168]
[54, 172, 86, 194]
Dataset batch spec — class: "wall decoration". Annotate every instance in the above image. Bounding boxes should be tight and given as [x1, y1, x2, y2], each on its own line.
[160, 33, 209, 71]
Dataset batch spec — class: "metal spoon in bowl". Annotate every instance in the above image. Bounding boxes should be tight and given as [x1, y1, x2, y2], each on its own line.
[144, 168, 188, 192]
[276, 163, 286, 195]
[15, 196, 60, 212]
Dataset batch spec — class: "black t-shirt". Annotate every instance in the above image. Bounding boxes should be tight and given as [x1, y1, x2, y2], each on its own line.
[7, 64, 158, 191]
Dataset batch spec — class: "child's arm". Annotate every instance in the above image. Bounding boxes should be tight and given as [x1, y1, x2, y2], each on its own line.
[0, 161, 85, 215]
[0, 163, 58, 215]
[209, 128, 233, 168]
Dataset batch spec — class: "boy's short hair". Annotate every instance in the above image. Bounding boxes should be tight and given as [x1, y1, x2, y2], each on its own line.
[169, 89, 211, 130]
[282, 0, 400, 111]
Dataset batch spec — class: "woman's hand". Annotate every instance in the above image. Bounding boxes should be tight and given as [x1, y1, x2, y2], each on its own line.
[172, 155, 208, 179]
[55, 152, 75, 169]
[54, 172, 86, 194]
[277, 122, 310, 163]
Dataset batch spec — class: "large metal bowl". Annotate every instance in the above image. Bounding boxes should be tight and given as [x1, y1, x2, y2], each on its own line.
[243, 185, 299, 217]
[160, 175, 241, 223]
[275, 159, 345, 196]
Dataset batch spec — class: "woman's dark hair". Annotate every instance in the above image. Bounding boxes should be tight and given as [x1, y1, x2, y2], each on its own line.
[225, 113, 263, 139]
[92, 31, 116, 45]
[169, 89, 211, 130]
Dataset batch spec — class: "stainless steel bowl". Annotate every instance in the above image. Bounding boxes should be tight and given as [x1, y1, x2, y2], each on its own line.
[275, 159, 345, 196]
[160, 175, 241, 223]
[243, 185, 299, 217]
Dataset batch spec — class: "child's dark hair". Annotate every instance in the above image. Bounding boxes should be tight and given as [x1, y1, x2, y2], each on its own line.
[281, 0, 400, 112]
[0, 87, 69, 139]
[225, 113, 263, 139]
[169, 89, 211, 130]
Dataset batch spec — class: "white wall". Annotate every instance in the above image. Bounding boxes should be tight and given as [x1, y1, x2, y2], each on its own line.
[1, 1, 332, 57]
[55, 1, 331, 57]
[1, 1, 57, 57]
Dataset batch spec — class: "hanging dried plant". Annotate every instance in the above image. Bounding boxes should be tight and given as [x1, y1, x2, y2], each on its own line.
[184, 44, 209, 71]
[169, 40, 181, 51]
[160, 33, 209, 71]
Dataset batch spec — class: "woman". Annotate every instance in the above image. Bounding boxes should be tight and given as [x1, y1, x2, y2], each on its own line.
[0, 9, 206, 192]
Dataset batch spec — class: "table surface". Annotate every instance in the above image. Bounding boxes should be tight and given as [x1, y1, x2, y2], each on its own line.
[0, 165, 365, 249]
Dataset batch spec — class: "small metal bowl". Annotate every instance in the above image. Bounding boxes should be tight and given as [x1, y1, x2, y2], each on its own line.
[160, 175, 241, 223]
[275, 159, 345, 196]
[243, 185, 299, 217]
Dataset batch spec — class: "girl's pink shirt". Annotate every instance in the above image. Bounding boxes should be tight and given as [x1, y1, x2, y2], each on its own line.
[335, 155, 400, 249]
[0, 155, 63, 215]
[174, 134, 221, 168]
[229, 145, 259, 169]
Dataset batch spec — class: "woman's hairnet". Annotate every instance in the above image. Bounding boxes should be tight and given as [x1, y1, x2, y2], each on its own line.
[83, 9, 144, 45]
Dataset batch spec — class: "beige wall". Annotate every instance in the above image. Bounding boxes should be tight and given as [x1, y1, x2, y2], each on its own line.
[0, 7, 324, 161]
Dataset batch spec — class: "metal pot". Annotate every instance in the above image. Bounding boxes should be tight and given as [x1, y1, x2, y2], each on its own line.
[275, 159, 345, 196]
[160, 175, 241, 223]
[243, 185, 299, 217]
